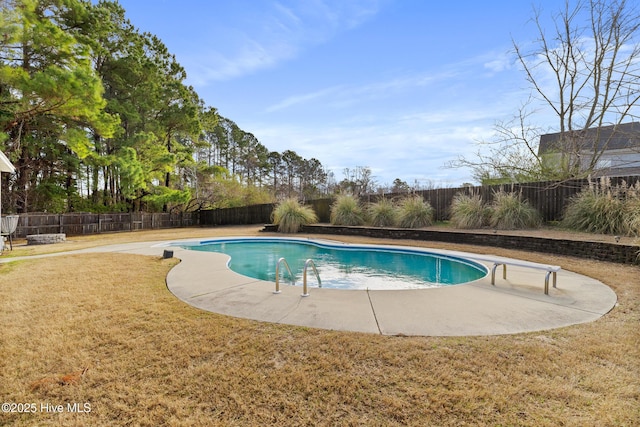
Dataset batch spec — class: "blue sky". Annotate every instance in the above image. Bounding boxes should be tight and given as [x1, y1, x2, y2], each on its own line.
[117, 0, 564, 188]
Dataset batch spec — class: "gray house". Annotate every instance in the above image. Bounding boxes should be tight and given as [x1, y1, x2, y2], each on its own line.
[538, 122, 640, 177]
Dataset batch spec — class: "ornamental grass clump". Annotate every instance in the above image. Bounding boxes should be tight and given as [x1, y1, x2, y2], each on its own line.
[562, 188, 624, 234]
[330, 194, 365, 226]
[489, 190, 541, 230]
[449, 193, 490, 229]
[272, 198, 318, 233]
[367, 198, 398, 227]
[562, 177, 640, 236]
[397, 195, 434, 228]
[623, 197, 640, 237]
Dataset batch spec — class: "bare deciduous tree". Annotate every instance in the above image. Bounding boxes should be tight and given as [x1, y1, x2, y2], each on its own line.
[451, 0, 640, 183]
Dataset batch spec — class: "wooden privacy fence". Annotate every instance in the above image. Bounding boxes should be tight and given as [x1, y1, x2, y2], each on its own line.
[9, 176, 640, 235]
[370, 176, 640, 222]
[198, 203, 275, 226]
[13, 212, 196, 238]
[376, 181, 579, 222]
[198, 199, 333, 226]
[200, 176, 640, 226]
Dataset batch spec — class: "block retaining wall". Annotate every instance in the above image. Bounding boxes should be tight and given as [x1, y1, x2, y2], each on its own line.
[266, 224, 639, 265]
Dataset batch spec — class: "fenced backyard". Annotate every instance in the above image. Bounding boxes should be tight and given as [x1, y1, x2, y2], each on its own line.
[380, 176, 640, 222]
[197, 198, 333, 226]
[200, 176, 640, 226]
[10, 212, 196, 238]
[5, 176, 640, 238]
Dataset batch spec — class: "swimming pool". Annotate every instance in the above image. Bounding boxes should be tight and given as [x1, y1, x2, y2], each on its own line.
[179, 237, 488, 290]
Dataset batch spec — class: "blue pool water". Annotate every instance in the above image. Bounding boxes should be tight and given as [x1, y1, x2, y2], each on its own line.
[180, 238, 488, 290]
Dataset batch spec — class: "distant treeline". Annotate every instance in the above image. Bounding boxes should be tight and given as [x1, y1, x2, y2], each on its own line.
[0, 0, 330, 214]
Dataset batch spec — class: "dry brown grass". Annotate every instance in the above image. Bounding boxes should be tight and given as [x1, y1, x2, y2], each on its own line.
[0, 226, 638, 426]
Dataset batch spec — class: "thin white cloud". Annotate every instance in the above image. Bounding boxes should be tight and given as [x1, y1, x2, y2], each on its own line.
[185, 0, 383, 84]
[190, 38, 297, 84]
[272, 2, 303, 30]
[262, 46, 527, 114]
[484, 55, 512, 73]
[265, 86, 344, 112]
[263, 69, 463, 113]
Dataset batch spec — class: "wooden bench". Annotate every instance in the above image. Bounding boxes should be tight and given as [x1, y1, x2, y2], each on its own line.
[490, 261, 561, 295]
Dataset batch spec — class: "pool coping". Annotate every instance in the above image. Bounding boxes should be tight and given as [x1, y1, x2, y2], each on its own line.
[1, 237, 618, 336]
[172, 236, 490, 290]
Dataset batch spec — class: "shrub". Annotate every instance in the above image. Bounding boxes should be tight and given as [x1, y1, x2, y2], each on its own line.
[562, 178, 640, 236]
[271, 198, 318, 233]
[330, 195, 365, 226]
[489, 191, 541, 230]
[562, 189, 624, 234]
[449, 193, 489, 229]
[623, 197, 640, 237]
[397, 195, 434, 228]
[368, 198, 398, 227]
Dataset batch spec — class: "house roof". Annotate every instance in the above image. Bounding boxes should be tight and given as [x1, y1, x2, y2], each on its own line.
[0, 150, 15, 173]
[538, 122, 640, 154]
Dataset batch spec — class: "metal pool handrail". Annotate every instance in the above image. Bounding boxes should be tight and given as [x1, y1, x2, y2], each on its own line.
[302, 259, 321, 297]
[274, 257, 295, 294]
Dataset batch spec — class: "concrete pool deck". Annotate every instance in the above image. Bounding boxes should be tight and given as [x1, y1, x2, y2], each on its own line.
[161, 240, 617, 336]
[3, 238, 618, 336]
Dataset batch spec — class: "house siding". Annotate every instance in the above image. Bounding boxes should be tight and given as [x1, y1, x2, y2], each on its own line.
[538, 122, 640, 176]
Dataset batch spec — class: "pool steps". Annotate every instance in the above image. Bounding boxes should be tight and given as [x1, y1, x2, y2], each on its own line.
[274, 257, 294, 294]
[302, 259, 322, 297]
[274, 257, 322, 297]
